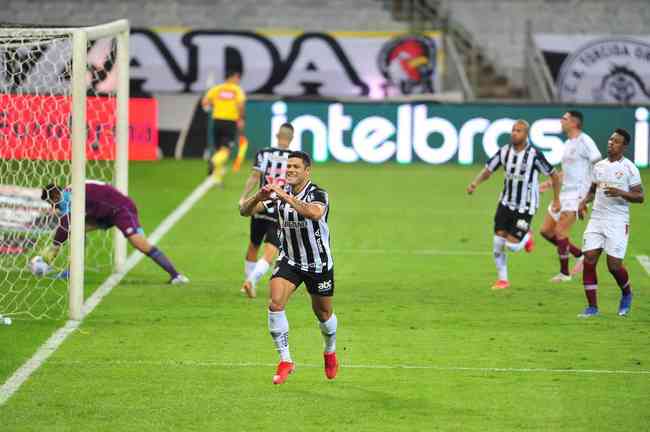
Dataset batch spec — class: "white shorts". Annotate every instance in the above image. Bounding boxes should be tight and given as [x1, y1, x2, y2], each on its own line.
[547, 196, 580, 222]
[583, 219, 629, 259]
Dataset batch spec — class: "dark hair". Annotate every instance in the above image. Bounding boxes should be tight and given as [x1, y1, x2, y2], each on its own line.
[288, 150, 312, 167]
[41, 183, 61, 201]
[614, 128, 631, 145]
[225, 69, 240, 79]
[567, 110, 583, 128]
[279, 122, 294, 133]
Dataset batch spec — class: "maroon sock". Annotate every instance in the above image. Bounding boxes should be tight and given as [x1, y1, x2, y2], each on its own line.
[610, 266, 632, 296]
[568, 241, 583, 258]
[542, 232, 557, 246]
[583, 260, 598, 308]
[556, 237, 570, 275]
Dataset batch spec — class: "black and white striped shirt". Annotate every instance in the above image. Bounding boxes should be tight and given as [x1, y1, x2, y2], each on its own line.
[253, 148, 292, 221]
[264, 182, 333, 273]
[486, 143, 555, 215]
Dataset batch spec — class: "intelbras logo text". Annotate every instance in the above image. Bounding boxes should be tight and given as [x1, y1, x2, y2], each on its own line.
[270, 102, 650, 166]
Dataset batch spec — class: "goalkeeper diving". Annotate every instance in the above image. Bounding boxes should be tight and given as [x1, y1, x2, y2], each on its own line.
[35, 181, 189, 284]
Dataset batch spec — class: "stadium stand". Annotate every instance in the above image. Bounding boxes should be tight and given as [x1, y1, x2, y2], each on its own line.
[1, 0, 408, 31]
[436, 0, 649, 89]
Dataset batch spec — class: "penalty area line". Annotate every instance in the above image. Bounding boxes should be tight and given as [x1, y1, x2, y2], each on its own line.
[0, 177, 216, 406]
[46, 359, 650, 376]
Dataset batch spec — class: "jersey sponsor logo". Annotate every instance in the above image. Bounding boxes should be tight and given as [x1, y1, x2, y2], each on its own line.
[558, 38, 650, 103]
[505, 173, 528, 181]
[317, 280, 332, 293]
[283, 220, 309, 229]
[217, 90, 236, 100]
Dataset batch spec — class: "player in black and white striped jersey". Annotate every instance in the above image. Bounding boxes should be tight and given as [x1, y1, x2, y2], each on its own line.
[238, 123, 294, 298]
[240, 151, 338, 385]
[467, 119, 561, 290]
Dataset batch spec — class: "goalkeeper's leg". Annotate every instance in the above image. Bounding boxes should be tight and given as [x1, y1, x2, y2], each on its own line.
[129, 233, 188, 284]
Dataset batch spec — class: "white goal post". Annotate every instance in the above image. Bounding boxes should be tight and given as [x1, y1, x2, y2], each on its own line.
[0, 20, 130, 320]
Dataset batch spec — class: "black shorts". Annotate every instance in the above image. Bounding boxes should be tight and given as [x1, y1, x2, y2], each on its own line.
[494, 204, 534, 241]
[250, 216, 280, 248]
[271, 258, 335, 297]
[213, 119, 237, 150]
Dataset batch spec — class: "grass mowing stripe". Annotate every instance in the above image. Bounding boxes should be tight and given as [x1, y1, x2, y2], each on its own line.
[45, 359, 650, 375]
[0, 177, 215, 406]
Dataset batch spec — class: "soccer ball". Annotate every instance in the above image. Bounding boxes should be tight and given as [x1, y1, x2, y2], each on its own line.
[29, 256, 50, 277]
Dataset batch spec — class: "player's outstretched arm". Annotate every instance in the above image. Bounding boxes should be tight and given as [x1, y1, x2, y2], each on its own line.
[467, 168, 492, 194]
[540, 171, 563, 193]
[239, 170, 261, 206]
[270, 185, 325, 220]
[240, 185, 273, 216]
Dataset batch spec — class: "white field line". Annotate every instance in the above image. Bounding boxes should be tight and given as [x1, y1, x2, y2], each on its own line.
[339, 249, 490, 256]
[636, 255, 650, 276]
[0, 177, 215, 406]
[47, 359, 650, 376]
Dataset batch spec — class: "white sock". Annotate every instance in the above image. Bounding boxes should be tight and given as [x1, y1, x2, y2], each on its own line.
[319, 314, 337, 353]
[245, 260, 256, 278]
[248, 258, 271, 285]
[505, 232, 530, 253]
[493, 235, 508, 281]
[268, 309, 291, 362]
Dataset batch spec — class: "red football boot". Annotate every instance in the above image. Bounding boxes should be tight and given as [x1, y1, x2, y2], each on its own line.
[324, 352, 339, 380]
[272, 361, 295, 385]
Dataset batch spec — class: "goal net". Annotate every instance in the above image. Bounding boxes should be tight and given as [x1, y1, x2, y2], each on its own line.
[0, 20, 129, 320]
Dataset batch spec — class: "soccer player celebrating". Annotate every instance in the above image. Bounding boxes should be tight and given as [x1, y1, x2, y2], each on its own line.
[238, 123, 294, 298]
[240, 151, 337, 385]
[577, 128, 644, 317]
[539, 111, 602, 282]
[40, 181, 189, 284]
[467, 120, 561, 289]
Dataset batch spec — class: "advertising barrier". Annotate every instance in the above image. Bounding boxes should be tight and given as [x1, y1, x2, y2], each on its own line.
[130, 29, 443, 98]
[0, 28, 442, 98]
[0, 96, 158, 161]
[244, 100, 649, 167]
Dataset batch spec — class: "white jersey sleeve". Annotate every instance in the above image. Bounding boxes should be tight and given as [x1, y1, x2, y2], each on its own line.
[627, 161, 642, 188]
[579, 133, 602, 163]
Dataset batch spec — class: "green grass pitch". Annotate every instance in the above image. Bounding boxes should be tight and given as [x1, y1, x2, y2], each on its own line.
[1, 160, 649, 431]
